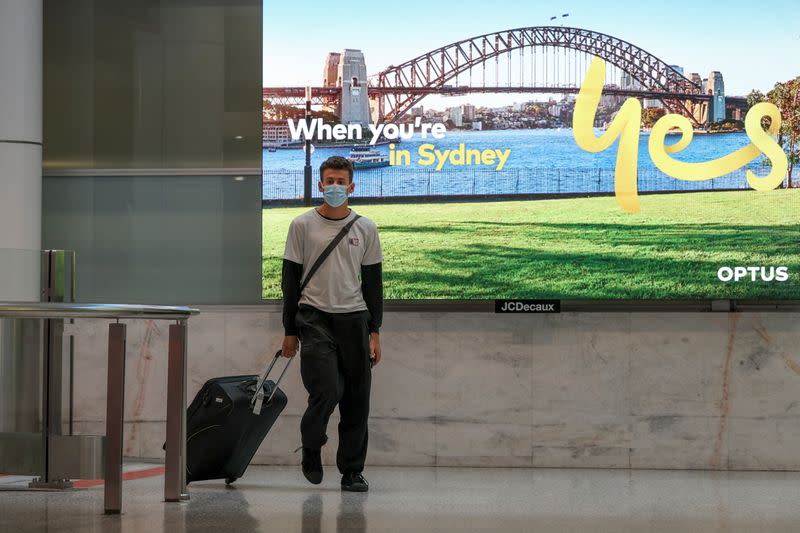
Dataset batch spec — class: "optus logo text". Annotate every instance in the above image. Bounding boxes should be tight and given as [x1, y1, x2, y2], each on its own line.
[717, 266, 789, 282]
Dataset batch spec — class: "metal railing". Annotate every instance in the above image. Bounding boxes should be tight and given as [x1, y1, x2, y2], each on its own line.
[0, 303, 198, 319]
[0, 302, 198, 514]
[262, 165, 781, 204]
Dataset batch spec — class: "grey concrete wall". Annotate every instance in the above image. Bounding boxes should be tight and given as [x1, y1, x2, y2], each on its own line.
[69, 307, 800, 470]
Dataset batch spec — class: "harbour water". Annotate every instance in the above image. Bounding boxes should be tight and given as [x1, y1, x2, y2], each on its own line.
[262, 129, 768, 201]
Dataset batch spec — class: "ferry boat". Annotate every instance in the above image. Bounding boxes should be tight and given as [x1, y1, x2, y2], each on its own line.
[347, 145, 389, 170]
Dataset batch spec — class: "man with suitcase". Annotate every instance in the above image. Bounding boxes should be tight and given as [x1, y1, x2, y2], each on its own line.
[280, 155, 384, 492]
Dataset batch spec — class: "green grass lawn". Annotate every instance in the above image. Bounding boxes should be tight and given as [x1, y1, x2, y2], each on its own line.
[262, 190, 800, 300]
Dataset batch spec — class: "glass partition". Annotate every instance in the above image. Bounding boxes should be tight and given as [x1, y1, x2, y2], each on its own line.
[42, 174, 261, 304]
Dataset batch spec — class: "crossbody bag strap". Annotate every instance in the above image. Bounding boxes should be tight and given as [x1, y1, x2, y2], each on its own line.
[299, 213, 361, 294]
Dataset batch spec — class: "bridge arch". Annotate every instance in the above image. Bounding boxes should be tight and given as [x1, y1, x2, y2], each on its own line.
[371, 26, 702, 122]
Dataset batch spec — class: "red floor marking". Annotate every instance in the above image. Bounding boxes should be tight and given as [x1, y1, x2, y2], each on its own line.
[72, 466, 165, 488]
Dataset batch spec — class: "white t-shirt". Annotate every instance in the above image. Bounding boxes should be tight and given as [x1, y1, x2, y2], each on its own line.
[283, 208, 383, 313]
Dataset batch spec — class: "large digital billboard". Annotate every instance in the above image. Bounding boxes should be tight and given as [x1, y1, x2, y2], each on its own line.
[262, 1, 799, 301]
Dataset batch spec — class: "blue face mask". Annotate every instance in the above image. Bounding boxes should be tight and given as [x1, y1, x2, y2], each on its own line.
[323, 184, 349, 207]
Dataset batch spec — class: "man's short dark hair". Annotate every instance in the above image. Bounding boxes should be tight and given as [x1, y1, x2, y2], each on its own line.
[320, 156, 354, 183]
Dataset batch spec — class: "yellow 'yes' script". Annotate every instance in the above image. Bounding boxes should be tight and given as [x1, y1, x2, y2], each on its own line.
[573, 57, 789, 213]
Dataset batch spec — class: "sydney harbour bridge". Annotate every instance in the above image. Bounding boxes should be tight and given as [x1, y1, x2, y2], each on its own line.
[262, 26, 748, 127]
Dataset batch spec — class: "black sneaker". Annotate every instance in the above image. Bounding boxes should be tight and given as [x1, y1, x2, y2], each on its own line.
[341, 471, 369, 492]
[301, 447, 323, 485]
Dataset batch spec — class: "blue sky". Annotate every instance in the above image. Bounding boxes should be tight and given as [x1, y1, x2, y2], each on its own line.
[263, 0, 799, 107]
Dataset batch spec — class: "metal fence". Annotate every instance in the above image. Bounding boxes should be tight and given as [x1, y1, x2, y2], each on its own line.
[263, 165, 783, 204]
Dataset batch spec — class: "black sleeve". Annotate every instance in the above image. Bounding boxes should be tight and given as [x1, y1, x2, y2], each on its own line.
[361, 262, 383, 334]
[281, 259, 303, 336]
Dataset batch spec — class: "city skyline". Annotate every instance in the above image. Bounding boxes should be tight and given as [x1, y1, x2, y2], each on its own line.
[263, 0, 798, 109]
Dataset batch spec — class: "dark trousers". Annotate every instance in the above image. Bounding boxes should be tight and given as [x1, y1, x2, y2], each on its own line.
[295, 304, 372, 474]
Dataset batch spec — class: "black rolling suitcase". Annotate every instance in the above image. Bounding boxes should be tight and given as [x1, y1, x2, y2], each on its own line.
[183, 350, 293, 484]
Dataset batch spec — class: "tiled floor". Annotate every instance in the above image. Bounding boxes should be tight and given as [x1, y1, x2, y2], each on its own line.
[1, 465, 800, 532]
[0, 462, 165, 490]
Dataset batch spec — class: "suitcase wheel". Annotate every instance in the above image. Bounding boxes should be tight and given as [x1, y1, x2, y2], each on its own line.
[225, 477, 237, 485]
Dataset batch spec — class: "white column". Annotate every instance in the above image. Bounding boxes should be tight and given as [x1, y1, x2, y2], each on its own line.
[0, 0, 42, 301]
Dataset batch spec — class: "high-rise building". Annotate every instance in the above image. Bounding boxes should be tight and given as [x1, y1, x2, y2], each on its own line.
[448, 107, 463, 127]
[601, 84, 623, 108]
[667, 66, 686, 115]
[707, 71, 726, 123]
[411, 106, 424, 117]
[621, 72, 642, 90]
[689, 72, 702, 88]
[623, 71, 660, 107]
[461, 104, 476, 121]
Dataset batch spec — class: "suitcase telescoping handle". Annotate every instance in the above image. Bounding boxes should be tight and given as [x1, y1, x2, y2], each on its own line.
[251, 348, 294, 415]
